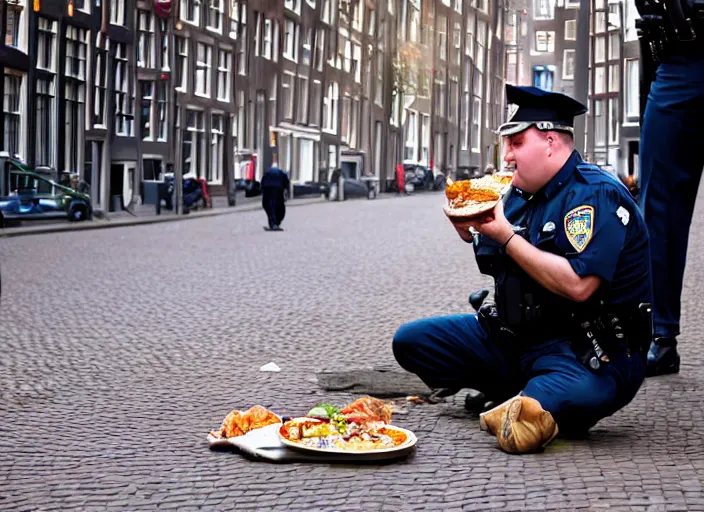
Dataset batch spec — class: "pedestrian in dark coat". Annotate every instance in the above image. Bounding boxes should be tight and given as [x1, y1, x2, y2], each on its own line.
[261, 164, 290, 231]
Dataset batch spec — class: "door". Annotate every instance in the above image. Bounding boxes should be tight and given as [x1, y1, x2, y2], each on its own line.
[298, 139, 314, 182]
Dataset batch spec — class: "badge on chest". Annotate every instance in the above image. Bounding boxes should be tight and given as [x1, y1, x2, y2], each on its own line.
[564, 205, 594, 253]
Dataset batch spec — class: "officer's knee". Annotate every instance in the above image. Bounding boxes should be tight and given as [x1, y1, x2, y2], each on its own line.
[392, 321, 425, 370]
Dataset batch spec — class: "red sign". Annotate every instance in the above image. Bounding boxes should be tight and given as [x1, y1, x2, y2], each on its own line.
[155, 0, 172, 17]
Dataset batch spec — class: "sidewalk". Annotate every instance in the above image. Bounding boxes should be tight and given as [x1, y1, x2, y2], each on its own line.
[0, 192, 327, 238]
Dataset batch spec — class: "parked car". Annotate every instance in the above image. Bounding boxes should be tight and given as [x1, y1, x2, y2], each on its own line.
[0, 157, 92, 224]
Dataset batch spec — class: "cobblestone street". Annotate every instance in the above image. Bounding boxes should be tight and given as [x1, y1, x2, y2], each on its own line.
[1, 191, 703, 511]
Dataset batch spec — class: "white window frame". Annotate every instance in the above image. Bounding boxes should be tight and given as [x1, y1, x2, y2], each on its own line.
[207, 0, 224, 33]
[624, 58, 639, 122]
[217, 49, 231, 102]
[138, 10, 156, 68]
[110, 0, 125, 26]
[562, 49, 575, 79]
[195, 42, 212, 98]
[140, 81, 155, 142]
[180, 0, 200, 27]
[283, 19, 299, 62]
[176, 37, 188, 93]
[565, 20, 576, 40]
[535, 31, 555, 52]
[210, 113, 225, 184]
[608, 97, 619, 145]
[284, 0, 301, 15]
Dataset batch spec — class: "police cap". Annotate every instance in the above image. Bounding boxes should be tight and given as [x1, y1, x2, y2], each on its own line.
[497, 85, 588, 137]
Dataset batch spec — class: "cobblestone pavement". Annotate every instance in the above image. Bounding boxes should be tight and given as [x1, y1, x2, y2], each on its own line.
[1, 190, 703, 512]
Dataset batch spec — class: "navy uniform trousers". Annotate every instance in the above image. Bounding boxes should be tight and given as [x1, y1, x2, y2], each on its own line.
[640, 55, 704, 339]
[393, 314, 645, 434]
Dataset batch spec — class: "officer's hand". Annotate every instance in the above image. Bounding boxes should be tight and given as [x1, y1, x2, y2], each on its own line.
[466, 201, 514, 245]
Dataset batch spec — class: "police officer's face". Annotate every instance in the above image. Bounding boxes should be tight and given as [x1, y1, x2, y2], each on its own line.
[502, 128, 554, 194]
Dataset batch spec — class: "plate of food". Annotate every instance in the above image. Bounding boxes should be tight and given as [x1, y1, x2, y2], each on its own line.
[278, 397, 417, 455]
[443, 172, 513, 220]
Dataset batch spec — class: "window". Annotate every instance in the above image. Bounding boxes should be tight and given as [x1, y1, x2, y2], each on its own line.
[565, 20, 576, 40]
[237, 91, 246, 148]
[229, 0, 239, 39]
[454, 22, 461, 65]
[315, 28, 325, 71]
[195, 43, 212, 97]
[93, 34, 107, 127]
[461, 91, 470, 150]
[609, 33, 620, 60]
[322, 0, 336, 25]
[206, 0, 224, 32]
[35, 78, 55, 167]
[323, 81, 338, 133]
[110, 0, 125, 25]
[563, 50, 576, 79]
[594, 66, 605, 94]
[609, 63, 619, 91]
[210, 114, 225, 184]
[471, 96, 481, 153]
[476, 21, 487, 71]
[65, 27, 87, 80]
[595, 11, 606, 33]
[64, 81, 85, 173]
[535, 31, 555, 52]
[217, 49, 231, 102]
[157, 81, 168, 141]
[176, 37, 189, 91]
[341, 96, 350, 143]
[37, 17, 56, 71]
[282, 72, 294, 120]
[114, 44, 133, 136]
[285, 0, 301, 14]
[161, 19, 170, 70]
[594, 99, 605, 146]
[421, 114, 430, 164]
[140, 81, 154, 141]
[311, 79, 322, 126]
[183, 109, 205, 179]
[609, 98, 619, 145]
[3, 74, 22, 156]
[237, 5, 248, 74]
[595, 36, 605, 63]
[534, 0, 554, 19]
[263, 19, 274, 60]
[405, 110, 417, 161]
[284, 19, 299, 61]
[5, 3, 22, 48]
[138, 10, 155, 68]
[437, 15, 447, 61]
[466, 11, 475, 58]
[297, 75, 309, 124]
[180, 0, 200, 25]
[375, 51, 383, 106]
[625, 58, 639, 119]
[533, 65, 554, 91]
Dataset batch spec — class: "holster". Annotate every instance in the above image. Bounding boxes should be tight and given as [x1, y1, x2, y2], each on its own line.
[570, 303, 653, 372]
[477, 303, 518, 353]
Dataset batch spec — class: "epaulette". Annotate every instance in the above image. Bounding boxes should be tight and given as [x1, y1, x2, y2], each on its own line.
[576, 163, 631, 194]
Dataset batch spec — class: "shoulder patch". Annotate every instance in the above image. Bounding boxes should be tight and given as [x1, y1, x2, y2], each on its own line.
[564, 205, 594, 253]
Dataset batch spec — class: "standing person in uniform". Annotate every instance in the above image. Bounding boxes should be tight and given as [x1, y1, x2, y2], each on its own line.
[260, 164, 290, 231]
[392, 85, 653, 454]
[635, 0, 704, 376]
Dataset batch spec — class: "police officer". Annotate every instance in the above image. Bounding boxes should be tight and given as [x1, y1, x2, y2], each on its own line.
[636, 0, 704, 376]
[392, 85, 653, 454]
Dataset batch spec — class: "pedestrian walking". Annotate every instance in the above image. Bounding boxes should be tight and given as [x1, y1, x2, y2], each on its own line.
[261, 164, 290, 232]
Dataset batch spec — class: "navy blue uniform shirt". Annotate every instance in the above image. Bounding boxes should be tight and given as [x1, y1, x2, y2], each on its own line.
[477, 151, 652, 322]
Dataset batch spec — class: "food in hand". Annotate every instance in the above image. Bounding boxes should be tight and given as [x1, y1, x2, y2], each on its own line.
[443, 173, 512, 218]
[209, 405, 281, 439]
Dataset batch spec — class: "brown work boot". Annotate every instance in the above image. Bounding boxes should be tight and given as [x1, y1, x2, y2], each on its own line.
[496, 396, 558, 454]
[479, 394, 520, 435]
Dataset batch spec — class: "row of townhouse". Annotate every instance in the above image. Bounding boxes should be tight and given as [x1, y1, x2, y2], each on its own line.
[0, 0, 508, 214]
[505, 0, 642, 179]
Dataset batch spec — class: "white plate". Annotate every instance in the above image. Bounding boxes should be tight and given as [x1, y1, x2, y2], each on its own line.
[278, 424, 418, 456]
